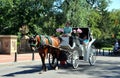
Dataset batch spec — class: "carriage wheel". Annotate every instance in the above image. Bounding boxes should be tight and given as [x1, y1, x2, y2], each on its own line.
[48, 53, 58, 69]
[88, 46, 97, 65]
[72, 49, 79, 69]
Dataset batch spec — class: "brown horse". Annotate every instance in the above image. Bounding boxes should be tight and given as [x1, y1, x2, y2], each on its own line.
[29, 35, 62, 73]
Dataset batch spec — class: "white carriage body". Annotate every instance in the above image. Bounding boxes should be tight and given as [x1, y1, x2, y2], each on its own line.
[48, 27, 96, 69]
[59, 28, 96, 68]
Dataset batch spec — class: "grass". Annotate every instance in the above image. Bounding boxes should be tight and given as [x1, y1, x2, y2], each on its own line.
[101, 47, 113, 50]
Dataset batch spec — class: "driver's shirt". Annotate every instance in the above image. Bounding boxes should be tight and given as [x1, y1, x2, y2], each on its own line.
[63, 26, 72, 34]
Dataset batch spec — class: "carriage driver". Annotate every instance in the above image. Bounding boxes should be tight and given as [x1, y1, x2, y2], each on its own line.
[60, 22, 72, 65]
[63, 22, 72, 37]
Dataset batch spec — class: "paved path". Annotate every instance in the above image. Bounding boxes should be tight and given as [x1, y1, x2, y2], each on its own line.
[0, 55, 120, 78]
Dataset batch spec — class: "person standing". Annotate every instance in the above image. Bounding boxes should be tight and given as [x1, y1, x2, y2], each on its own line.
[113, 39, 119, 52]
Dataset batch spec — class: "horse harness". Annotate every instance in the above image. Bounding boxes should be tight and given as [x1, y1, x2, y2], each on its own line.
[38, 35, 52, 49]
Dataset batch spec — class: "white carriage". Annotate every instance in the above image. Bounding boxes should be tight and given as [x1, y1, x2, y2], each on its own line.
[48, 28, 96, 69]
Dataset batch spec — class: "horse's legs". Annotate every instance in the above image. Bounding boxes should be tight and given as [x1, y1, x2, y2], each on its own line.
[55, 56, 59, 70]
[39, 51, 47, 72]
[53, 49, 59, 70]
[51, 53, 58, 69]
[55, 49, 60, 70]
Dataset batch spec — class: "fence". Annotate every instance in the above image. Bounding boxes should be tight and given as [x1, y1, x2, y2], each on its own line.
[0, 48, 117, 64]
[96, 49, 113, 56]
[14, 52, 38, 62]
[0, 52, 41, 64]
[13, 49, 114, 62]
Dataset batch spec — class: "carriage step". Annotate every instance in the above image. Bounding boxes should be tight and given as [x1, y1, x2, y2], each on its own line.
[79, 56, 83, 60]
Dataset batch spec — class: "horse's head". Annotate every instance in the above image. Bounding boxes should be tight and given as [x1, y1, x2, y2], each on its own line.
[28, 35, 37, 51]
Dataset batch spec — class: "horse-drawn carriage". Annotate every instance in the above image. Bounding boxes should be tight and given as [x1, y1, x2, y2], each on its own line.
[29, 27, 96, 73]
[48, 27, 96, 69]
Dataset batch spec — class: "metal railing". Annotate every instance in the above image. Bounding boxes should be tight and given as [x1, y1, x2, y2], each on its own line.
[14, 52, 37, 62]
[96, 49, 113, 56]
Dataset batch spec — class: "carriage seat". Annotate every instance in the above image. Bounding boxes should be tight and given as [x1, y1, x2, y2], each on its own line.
[59, 37, 75, 50]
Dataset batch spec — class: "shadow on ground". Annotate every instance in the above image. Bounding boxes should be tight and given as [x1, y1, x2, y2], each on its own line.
[57, 57, 120, 78]
[1, 63, 54, 77]
[1, 56, 120, 78]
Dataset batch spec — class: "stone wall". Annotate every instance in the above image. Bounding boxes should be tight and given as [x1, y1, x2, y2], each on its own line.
[0, 35, 17, 54]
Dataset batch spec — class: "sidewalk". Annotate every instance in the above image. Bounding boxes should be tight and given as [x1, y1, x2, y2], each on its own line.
[0, 53, 40, 64]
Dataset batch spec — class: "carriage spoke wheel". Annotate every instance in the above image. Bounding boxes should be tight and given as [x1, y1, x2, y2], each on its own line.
[89, 46, 96, 66]
[48, 53, 58, 69]
[72, 50, 79, 69]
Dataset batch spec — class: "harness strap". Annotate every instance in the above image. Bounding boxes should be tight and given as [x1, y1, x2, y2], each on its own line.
[39, 35, 45, 45]
[39, 35, 52, 46]
[30, 44, 36, 47]
[45, 35, 52, 45]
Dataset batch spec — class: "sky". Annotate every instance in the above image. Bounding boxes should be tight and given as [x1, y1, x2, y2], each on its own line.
[107, 0, 120, 11]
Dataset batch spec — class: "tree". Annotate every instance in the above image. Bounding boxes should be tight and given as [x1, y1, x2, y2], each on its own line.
[109, 10, 120, 39]
[0, 0, 63, 35]
[61, 0, 93, 27]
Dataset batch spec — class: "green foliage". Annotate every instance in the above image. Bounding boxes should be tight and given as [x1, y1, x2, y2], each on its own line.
[0, 0, 120, 47]
[116, 32, 120, 39]
[62, 0, 91, 27]
[94, 38, 114, 49]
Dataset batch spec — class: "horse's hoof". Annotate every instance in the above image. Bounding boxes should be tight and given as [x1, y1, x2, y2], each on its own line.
[55, 66, 59, 70]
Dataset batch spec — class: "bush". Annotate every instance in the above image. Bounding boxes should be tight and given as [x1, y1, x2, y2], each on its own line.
[94, 38, 114, 49]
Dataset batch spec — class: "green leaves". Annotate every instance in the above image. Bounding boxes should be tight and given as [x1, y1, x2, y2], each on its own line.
[0, 0, 120, 42]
